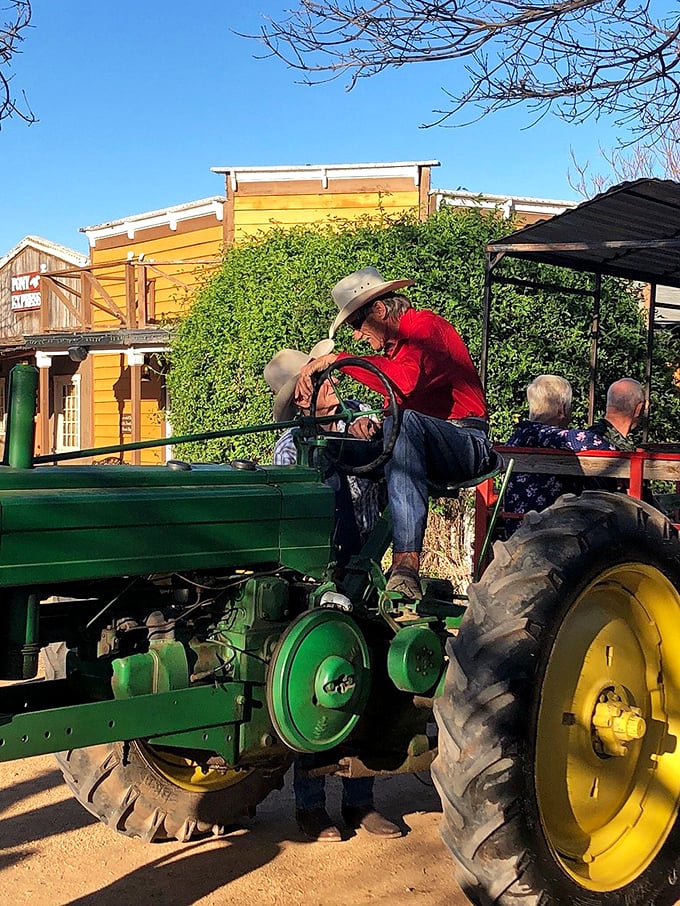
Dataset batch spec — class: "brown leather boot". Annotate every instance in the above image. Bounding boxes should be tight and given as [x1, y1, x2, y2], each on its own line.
[296, 807, 342, 842]
[342, 805, 402, 838]
[386, 551, 422, 601]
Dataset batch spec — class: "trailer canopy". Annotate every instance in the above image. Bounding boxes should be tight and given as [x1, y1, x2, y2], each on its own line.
[482, 178, 680, 433]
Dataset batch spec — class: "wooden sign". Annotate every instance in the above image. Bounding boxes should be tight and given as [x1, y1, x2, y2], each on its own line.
[11, 272, 41, 311]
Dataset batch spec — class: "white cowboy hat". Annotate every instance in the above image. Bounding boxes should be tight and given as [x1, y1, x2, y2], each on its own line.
[329, 266, 414, 338]
[264, 338, 335, 422]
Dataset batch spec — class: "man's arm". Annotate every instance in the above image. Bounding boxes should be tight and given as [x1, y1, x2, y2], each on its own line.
[295, 353, 339, 410]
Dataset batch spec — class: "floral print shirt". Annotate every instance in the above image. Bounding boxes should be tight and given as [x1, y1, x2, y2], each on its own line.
[503, 420, 617, 534]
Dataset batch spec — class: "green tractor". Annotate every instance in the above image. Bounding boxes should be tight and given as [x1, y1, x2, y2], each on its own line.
[2, 359, 680, 906]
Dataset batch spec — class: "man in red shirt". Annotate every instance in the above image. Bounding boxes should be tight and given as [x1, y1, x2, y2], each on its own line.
[296, 266, 491, 600]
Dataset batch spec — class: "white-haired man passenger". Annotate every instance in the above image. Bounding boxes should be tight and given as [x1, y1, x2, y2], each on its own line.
[589, 378, 645, 452]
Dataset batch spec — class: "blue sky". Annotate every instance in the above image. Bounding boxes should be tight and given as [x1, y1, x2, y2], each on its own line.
[1, 1, 625, 256]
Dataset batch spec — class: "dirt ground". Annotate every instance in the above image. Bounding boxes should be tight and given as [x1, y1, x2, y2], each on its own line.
[0, 753, 469, 906]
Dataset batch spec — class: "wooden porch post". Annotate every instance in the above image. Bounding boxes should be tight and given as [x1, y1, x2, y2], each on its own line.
[128, 350, 142, 465]
[125, 262, 137, 329]
[137, 265, 147, 327]
[35, 353, 51, 457]
[418, 165, 431, 221]
[81, 270, 92, 329]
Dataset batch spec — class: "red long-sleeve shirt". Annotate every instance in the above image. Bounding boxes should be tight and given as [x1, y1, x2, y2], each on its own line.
[336, 308, 487, 420]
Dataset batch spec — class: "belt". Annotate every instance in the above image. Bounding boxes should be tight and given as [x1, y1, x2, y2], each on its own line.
[448, 417, 490, 436]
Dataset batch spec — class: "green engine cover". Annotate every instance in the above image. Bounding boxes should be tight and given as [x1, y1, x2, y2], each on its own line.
[266, 609, 371, 753]
[0, 463, 334, 585]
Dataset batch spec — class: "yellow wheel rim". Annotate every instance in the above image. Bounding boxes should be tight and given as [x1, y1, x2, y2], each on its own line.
[140, 744, 253, 793]
[536, 562, 680, 892]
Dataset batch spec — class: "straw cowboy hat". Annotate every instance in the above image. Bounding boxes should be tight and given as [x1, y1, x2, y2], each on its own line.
[329, 266, 415, 338]
[264, 339, 335, 422]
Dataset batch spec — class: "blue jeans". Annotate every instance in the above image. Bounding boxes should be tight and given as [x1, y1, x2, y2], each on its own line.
[294, 755, 374, 811]
[384, 410, 492, 553]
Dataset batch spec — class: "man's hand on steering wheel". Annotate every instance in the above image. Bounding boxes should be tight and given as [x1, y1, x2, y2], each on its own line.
[295, 353, 339, 411]
[306, 357, 402, 475]
[348, 416, 380, 440]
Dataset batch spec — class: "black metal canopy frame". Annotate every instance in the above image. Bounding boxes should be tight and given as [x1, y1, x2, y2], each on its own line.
[481, 178, 680, 440]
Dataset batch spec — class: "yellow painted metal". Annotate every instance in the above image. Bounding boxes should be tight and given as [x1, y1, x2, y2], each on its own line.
[591, 695, 646, 757]
[535, 563, 680, 892]
[140, 743, 251, 793]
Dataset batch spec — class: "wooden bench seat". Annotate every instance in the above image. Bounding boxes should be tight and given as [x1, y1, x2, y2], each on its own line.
[494, 445, 680, 496]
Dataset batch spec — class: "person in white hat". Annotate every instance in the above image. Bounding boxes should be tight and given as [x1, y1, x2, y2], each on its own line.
[264, 341, 382, 539]
[264, 340, 337, 424]
[264, 344, 400, 843]
[295, 266, 492, 601]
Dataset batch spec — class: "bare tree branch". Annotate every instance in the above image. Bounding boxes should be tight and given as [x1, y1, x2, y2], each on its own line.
[569, 124, 680, 198]
[0, 1, 35, 128]
[251, 1, 680, 145]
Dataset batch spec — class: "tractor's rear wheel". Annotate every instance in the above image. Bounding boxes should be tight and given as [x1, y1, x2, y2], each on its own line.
[55, 740, 289, 842]
[433, 491, 680, 905]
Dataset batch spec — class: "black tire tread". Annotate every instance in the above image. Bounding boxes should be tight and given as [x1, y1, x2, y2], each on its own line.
[55, 740, 288, 842]
[432, 491, 680, 906]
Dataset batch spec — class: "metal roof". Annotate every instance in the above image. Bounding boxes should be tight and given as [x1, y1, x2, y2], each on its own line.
[488, 178, 680, 290]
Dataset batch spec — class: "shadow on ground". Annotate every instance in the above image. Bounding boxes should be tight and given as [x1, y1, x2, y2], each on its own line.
[61, 772, 443, 906]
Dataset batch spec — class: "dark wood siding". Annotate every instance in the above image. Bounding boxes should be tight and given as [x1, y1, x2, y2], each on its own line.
[0, 246, 83, 343]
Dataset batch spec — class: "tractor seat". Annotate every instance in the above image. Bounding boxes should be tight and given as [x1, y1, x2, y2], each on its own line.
[428, 448, 505, 499]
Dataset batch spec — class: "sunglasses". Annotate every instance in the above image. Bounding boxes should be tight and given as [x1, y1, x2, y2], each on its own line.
[347, 303, 373, 331]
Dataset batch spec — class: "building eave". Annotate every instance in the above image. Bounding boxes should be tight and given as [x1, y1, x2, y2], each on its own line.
[212, 160, 440, 191]
[0, 236, 89, 271]
[435, 189, 577, 219]
[81, 197, 227, 246]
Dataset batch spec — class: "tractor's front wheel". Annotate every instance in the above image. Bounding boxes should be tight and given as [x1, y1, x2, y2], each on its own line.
[433, 491, 680, 905]
[55, 740, 289, 842]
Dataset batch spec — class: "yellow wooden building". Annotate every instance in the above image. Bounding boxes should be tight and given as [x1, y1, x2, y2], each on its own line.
[211, 160, 437, 241]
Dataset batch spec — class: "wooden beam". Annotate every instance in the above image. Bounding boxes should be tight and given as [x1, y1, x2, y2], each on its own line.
[488, 238, 680, 253]
[82, 271, 127, 324]
[495, 447, 631, 478]
[49, 277, 82, 298]
[492, 274, 594, 297]
[81, 270, 92, 329]
[39, 275, 49, 333]
[89, 212, 224, 251]
[418, 166, 431, 222]
[137, 265, 147, 328]
[144, 264, 191, 290]
[496, 445, 680, 484]
[125, 262, 137, 329]
[231, 177, 418, 197]
[41, 276, 84, 326]
[43, 258, 221, 277]
[147, 279, 156, 322]
[224, 181, 235, 246]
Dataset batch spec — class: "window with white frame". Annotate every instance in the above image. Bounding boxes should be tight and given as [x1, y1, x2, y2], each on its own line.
[54, 374, 81, 452]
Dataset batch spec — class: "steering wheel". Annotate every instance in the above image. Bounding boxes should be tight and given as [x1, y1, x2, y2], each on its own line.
[309, 357, 402, 475]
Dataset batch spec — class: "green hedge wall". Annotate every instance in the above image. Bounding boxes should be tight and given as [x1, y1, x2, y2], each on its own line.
[167, 206, 680, 462]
